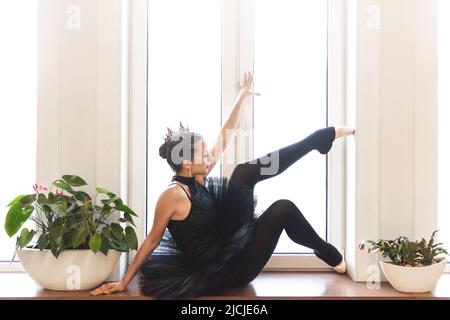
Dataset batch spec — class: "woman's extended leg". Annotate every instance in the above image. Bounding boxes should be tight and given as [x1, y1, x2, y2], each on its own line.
[229, 126, 336, 190]
[218, 199, 343, 288]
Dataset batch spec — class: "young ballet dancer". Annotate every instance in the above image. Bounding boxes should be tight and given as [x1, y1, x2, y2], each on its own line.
[90, 72, 355, 299]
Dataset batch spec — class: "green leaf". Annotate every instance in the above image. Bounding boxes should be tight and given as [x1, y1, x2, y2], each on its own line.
[5, 203, 34, 237]
[73, 191, 92, 203]
[89, 233, 101, 253]
[36, 193, 47, 205]
[113, 198, 123, 206]
[120, 213, 136, 226]
[101, 226, 112, 238]
[101, 196, 120, 206]
[99, 235, 110, 255]
[18, 228, 36, 249]
[54, 181, 75, 194]
[109, 238, 128, 252]
[37, 234, 50, 250]
[96, 187, 113, 194]
[48, 218, 67, 239]
[115, 203, 137, 217]
[6, 194, 27, 207]
[60, 228, 76, 251]
[47, 197, 68, 215]
[110, 223, 124, 240]
[22, 194, 37, 204]
[50, 241, 59, 258]
[65, 201, 77, 214]
[62, 175, 87, 187]
[72, 225, 89, 248]
[125, 226, 138, 250]
[100, 204, 112, 215]
[429, 229, 438, 247]
[48, 192, 55, 202]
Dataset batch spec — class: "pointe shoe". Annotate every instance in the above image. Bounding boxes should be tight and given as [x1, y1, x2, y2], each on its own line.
[334, 259, 347, 274]
[335, 127, 355, 139]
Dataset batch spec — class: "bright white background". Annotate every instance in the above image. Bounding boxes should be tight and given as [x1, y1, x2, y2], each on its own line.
[0, 1, 37, 262]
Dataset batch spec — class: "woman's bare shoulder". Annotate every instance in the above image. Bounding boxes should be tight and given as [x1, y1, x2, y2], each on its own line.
[159, 183, 191, 202]
[151, 186, 188, 220]
[154, 184, 191, 221]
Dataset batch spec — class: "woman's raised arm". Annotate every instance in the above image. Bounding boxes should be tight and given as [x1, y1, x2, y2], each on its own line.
[205, 72, 261, 175]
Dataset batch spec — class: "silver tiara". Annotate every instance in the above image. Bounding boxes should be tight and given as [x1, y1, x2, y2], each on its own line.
[164, 121, 191, 143]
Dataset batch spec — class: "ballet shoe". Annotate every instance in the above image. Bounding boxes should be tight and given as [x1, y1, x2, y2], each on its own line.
[314, 245, 346, 273]
[335, 127, 356, 139]
[334, 259, 347, 274]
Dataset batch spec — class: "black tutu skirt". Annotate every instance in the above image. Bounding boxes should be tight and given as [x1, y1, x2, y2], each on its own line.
[139, 176, 260, 300]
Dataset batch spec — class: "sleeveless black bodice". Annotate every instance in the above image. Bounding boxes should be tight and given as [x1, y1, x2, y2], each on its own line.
[166, 175, 221, 267]
[139, 174, 260, 299]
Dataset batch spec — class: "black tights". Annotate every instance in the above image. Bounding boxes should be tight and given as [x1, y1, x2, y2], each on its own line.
[219, 126, 343, 288]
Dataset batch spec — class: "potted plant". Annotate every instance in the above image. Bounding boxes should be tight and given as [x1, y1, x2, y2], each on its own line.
[3, 174, 138, 291]
[359, 230, 448, 293]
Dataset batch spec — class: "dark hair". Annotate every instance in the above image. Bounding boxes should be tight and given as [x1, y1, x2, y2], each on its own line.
[159, 122, 203, 172]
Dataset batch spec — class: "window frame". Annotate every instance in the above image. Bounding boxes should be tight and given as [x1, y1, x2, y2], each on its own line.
[128, 0, 348, 271]
[0, 263, 25, 272]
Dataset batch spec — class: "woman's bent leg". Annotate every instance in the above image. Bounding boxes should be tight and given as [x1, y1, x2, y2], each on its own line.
[220, 199, 342, 287]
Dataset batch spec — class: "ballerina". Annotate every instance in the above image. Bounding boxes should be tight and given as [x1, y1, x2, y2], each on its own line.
[90, 72, 355, 299]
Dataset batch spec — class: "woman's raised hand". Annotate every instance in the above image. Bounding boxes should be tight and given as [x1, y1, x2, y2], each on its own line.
[237, 71, 261, 99]
[89, 280, 127, 296]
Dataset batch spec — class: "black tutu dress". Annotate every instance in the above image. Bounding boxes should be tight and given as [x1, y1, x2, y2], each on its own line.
[139, 174, 260, 300]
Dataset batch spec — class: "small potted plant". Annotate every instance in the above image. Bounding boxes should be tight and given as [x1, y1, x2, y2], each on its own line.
[359, 230, 448, 293]
[3, 174, 138, 291]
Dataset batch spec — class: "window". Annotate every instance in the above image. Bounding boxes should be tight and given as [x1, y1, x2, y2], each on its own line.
[144, 0, 340, 263]
[253, 0, 328, 253]
[438, 0, 450, 250]
[0, 1, 37, 262]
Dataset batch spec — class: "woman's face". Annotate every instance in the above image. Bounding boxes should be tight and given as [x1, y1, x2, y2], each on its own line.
[188, 139, 212, 175]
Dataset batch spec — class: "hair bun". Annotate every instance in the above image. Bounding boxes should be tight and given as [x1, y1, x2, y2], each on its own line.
[159, 142, 169, 159]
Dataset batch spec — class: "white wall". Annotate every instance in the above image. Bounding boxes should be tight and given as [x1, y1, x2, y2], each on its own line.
[346, 0, 438, 281]
[37, 0, 126, 280]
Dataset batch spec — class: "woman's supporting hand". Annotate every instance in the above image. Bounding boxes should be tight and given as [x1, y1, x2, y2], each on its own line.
[237, 71, 261, 99]
[90, 280, 127, 296]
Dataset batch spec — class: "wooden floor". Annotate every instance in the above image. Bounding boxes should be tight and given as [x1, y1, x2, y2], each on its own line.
[1, 271, 450, 300]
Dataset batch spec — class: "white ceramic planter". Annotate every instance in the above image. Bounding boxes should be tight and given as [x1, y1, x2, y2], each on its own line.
[380, 257, 447, 293]
[17, 248, 121, 291]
